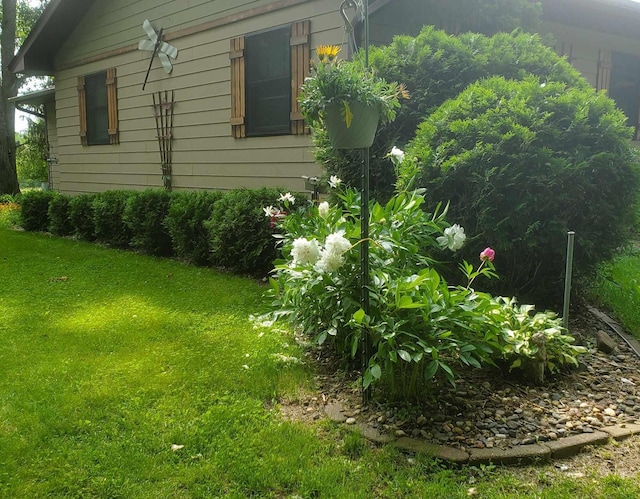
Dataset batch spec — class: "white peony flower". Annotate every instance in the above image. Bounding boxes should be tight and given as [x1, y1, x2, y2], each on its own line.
[263, 205, 277, 217]
[328, 175, 342, 189]
[291, 237, 321, 265]
[318, 201, 330, 219]
[314, 250, 345, 273]
[278, 192, 296, 204]
[437, 224, 466, 252]
[324, 232, 352, 256]
[389, 146, 405, 164]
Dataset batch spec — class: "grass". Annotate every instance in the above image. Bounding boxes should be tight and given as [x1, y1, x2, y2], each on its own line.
[590, 244, 640, 338]
[2, 204, 640, 498]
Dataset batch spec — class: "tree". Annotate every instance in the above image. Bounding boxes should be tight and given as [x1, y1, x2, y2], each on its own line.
[0, 0, 48, 195]
[16, 116, 47, 183]
[0, 0, 19, 194]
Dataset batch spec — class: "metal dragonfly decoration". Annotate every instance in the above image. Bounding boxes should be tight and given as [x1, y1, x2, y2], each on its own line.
[138, 19, 179, 90]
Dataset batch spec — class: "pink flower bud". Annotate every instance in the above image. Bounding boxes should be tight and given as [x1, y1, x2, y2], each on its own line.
[480, 247, 495, 262]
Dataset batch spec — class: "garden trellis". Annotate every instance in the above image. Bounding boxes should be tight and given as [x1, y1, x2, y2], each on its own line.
[152, 90, 175, 191]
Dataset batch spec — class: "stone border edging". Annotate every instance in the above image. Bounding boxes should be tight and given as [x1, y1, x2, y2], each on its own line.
[325, 403, 640, 466]
[324, 307, 640, 465]
[392, 423, 640, 465]
[392, 424, 640, 465]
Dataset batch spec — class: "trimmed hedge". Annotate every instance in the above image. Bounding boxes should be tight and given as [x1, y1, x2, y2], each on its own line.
[20, 190, 56, 232]
[69, 193, 97, 241]
[92, 190, 134, 248]
[165, 190, 225, 265]
[123, 189, 173, 256]
[206, 188, 301, 276]
[48, 194, 74, 237]
[17, 187, 310, 277]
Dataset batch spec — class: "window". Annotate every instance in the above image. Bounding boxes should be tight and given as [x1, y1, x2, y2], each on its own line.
[230, 20, 310, 138]
[245, 26, 291, 136]
[77, 68, 119, 146]
[609, 51, 640, 140]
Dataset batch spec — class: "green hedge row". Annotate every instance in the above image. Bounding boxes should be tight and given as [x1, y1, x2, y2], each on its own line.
[19, 187, 304, 276]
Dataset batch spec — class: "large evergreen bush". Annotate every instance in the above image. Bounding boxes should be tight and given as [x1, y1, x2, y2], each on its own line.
[316, 27, 585, 200]
[403, 77, 640, 306]
[123, 189, 173, 256]
[165, 190, 225, 265]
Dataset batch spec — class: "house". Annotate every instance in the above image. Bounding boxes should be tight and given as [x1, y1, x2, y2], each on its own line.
[10, 0, 640, 194]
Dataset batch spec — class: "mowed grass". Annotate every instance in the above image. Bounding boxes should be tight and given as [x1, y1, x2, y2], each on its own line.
[2, 207, 640, 498]
[591, 244, 640, 338]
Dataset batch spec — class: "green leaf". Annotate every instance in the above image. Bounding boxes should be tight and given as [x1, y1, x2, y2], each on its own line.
[398, 349, 411, 362]
[363, 370, 373, 389]
[351, 337, 359, 358]
[424, 360, 438, 379]
[510, 358, 522, 369]
[341, 100, 353, 128]
[370, 364, 382, 380]
[353, 308, 366, 324]
[268, 277, 280, 294]
[397, 295, 425, 309]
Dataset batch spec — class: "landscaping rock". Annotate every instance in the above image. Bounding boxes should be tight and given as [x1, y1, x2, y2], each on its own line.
[596, 330, 617, 354]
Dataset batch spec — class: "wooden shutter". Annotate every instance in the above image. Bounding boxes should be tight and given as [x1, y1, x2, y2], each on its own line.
[557, 42, 574, 64]
[106, 68, 119, 145]
[77, 76, 88, 146]
[230, 36, 246, 138]
[290, 20, 310, 135]
[596, 49, 612, 93]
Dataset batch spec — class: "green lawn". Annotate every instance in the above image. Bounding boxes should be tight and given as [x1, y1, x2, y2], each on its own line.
[591, 244, 640, 338]
[2, 209, 640, 498]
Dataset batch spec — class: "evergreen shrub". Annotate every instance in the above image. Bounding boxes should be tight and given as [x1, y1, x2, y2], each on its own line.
[165, 190, 225, 265]
[69, 193, 97, 241]
[92, 190, 134, 248]
[403, 77, 640, 306]
[123, 189, 173, 256]
[206, 188, 302, 275]
[48, 193, 73, 236]
[20, 190, 55, 232]
[317, 27, 585, 200]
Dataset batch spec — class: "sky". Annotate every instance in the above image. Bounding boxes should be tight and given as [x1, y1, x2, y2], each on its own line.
[14, 0, 48, 133]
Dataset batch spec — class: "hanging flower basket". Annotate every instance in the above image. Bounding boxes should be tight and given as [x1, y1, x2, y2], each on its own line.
[324, 101, 380, 149]
[298, 45, 408, 149]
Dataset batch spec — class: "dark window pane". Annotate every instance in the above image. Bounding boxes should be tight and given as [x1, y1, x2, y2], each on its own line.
[85, 72, 109, 145]
[245, 26, 291, 136]
[610, 51, 640, 137]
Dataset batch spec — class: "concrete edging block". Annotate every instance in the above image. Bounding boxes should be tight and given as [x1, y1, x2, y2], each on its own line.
[543, 431, 610, 459]
[394, 437, 470, 464]
[468, 444, 550, 466]
[601, 423, 640, 441]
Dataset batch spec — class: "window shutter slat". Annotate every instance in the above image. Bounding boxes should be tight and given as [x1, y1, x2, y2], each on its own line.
[597, 49, 612, 92]
[290, 20, 310, 135]
[106, 68, 119, 144]
[230, 36, 246, 138]
[77, 76, 88, 146]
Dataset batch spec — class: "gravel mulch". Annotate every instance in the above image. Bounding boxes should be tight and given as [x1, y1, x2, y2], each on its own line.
[280, 307, 640, 453]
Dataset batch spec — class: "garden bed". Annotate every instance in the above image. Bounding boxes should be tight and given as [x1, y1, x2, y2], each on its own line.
[280, 305, 640, 453]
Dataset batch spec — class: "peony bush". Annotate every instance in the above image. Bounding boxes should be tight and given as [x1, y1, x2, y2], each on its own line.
[264, 175, 586, 398]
